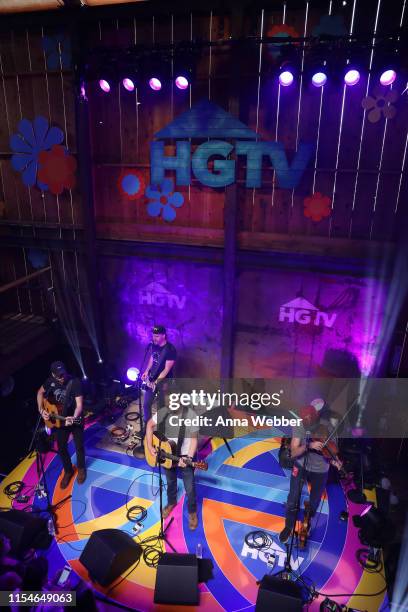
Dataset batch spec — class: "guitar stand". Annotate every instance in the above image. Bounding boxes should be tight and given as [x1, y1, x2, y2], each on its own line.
[155, 440, 176, 553]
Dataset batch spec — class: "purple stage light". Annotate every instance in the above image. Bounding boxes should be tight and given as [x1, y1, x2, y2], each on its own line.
[149, 77, 162, 91]
[98, 79, 111, 93]
[175, 75, 189, 90]
[126, 367, 140, 382]
[380, 69, 396, 86]
[344, 69, 360, 86]
[279, 70, 294, 87]
[122, 78, 135, 92]
[312, 71, 327, 87]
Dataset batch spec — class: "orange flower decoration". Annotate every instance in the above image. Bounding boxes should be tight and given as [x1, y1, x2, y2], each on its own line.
[38, 144, 77, 195]
[304, 192, 331, 222]
[267, 24, 299, 38]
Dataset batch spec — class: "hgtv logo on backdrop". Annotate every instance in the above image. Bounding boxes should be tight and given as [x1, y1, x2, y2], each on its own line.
[279, 298, 337, 328]
[150, 100, 314, 189]
[138, 282, 186, 310]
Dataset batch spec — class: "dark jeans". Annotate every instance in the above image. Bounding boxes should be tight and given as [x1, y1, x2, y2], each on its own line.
[285, 462, 328, 529]
[165, 466, 197, 513]
[54, 425, 85, 474]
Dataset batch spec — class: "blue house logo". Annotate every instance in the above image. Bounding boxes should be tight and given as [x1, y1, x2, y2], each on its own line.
[150, 100, 314, 189]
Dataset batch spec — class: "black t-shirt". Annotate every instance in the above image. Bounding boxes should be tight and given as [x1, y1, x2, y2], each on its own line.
[43, 376, 82, 417]
[149, 342, 177, 380]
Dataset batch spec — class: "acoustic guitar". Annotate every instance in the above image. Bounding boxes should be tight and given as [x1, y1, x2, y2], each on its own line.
[144, 432, 208, 471]
[42, 398, 83, 429]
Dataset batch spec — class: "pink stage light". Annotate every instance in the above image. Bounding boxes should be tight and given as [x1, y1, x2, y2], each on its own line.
[149, 77, 162, 91]
[279, 70, 294, 87]
[344, 69, 360, 86]
[98, 79, 111, 93]
[380, 69, 396, 86]
[122, 78, 135, 91]
[175, 75, 189, 90]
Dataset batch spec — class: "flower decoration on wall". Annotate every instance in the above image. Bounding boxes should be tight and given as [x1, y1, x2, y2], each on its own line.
[38, 145, 77, 195]
[145, 178, 184, 221]
[266, 24, 299, 59]
[42, 32, 72, 70]
[304, 192, 332, 222]
[10, 116, 64, 188]
[312, 15, 347, 37]
[28, 249, 48, 269]
[118, 169, 145, 200]
[361, 89, 398, 123]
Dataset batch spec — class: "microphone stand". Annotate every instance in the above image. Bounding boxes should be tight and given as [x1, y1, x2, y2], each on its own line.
[133, 342, 152, 457]
[156, 439, 176, 552]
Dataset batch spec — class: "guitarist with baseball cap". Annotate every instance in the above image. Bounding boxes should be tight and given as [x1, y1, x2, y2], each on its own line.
[37, 361, 86, 489]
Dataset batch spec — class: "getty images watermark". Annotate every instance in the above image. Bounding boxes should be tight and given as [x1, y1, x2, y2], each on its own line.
[167, 388, 302, 428]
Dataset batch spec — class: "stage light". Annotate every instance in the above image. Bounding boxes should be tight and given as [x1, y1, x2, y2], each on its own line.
[122, 78, 135, 92]
[344, 69, 360, 86]
[380, 69, 396, 86]
[98, 358, 103, 364]
[98, 79, 111, 93]
[126, 367, 140, 382]
[83, 375, 88, 380]
[279, 70, 294, 87]
[175, 75, 189, 90]
[312, 71, 327, 87]
[149, 77, 162, 91]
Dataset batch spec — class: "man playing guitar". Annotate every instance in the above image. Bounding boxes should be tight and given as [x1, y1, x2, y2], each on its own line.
[134, 325, 176, 460]
[37, 361, 86, 489]
[145, 404, 198, 530]
[279, 400, 343, 545]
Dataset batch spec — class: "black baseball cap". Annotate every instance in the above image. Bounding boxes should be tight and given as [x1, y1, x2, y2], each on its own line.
[152, 325, 166, 335]
[51, 361, 67, 376]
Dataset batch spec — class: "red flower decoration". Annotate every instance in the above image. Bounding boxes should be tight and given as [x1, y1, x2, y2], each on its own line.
[117, 169, 145, 200]
[38, 145, 77, 195]
[304, 192, 331, 222]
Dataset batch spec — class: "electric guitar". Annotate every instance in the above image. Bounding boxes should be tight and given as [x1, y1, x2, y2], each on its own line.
[42, 398, 83, 429]
[144, 432, 208, 471]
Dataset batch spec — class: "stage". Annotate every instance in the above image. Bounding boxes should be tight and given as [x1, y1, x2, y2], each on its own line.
[0, 420, 388, 612]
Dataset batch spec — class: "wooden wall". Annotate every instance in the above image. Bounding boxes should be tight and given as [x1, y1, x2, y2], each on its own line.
[1, 0, 408, 379]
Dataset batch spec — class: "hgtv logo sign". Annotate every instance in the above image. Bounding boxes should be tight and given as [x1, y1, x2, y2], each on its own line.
[150, 100, 314, 190]
[279, 298, 337, 328]
[139, 282, 186, 310]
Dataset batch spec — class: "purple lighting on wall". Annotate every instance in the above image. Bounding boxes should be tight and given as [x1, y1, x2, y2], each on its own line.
[126, 367, 140, 382]
[380, 69, 396, 86]
[122, 78, 135, 91]
[344, 69, 360, 86]
[98, 79, 111, 93]
[279, 70, 294, 87]
[175, 75, 189, 90]
[312, 71, 327, 87]
[149, 77, 162, 91]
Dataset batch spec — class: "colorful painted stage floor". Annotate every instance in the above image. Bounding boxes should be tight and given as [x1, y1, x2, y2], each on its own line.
[1, 423, 388, 612]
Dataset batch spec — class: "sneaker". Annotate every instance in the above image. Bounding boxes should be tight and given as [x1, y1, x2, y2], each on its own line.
[279, 526, 292, 544]
[60, 471, 74, 490]
[77, 468, 87, 484]
[188, 512, 198, 530]
[162, 504, 176, 519]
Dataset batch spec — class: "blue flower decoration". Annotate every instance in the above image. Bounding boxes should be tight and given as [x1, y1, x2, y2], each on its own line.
[312, 15, 347, 37]
[28, 249, 48, 269]
[10, 116, 64, 188]
[145, 178, 184, 222]
[42, 33, 72, 70]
